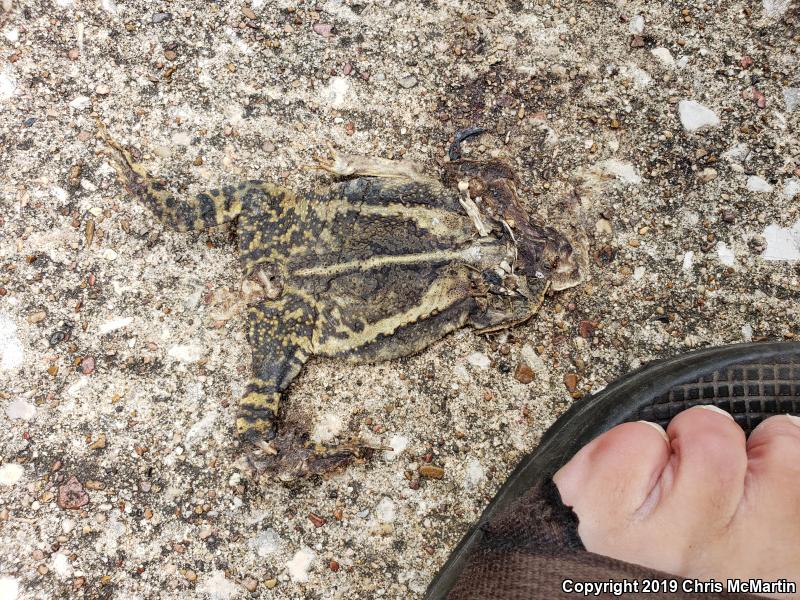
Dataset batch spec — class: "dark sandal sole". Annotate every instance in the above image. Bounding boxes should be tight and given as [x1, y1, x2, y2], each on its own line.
[425, 341, 800, 599]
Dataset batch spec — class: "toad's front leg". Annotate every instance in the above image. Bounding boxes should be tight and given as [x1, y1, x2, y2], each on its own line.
[239, 297, 372, 480]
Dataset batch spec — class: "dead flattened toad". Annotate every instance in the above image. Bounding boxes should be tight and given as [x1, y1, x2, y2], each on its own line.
[96, 122, 584, 479]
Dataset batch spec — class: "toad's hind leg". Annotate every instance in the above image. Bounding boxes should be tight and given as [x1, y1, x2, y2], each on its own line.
[96, 120, 245, 232]
[237, 296, 315, 443]
[238, 296, 371, 478]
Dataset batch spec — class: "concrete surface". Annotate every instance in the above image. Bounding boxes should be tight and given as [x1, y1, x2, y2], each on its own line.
[1, 0, 799, 598]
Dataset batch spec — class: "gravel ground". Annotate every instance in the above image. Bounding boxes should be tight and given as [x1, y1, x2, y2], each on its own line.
[1, 0, 799, 598]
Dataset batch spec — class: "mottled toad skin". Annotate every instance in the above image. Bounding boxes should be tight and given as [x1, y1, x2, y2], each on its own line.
[98, 124, 583, 476]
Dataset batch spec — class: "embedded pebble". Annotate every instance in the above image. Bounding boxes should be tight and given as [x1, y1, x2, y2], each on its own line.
[784, 88, 799, 113]
[248, 529, 281, 557]
[783, 179, 799, 199]
[197, 570, 239, 599]
[375, 497, 396, 523]
[419, 465, 445, 479]
[383, 435, 408, 461]
[716, 242, 736, 267]
[397, 75, 418, 89]
[466, 352, 490, 369]
[762, 222, 800, 261]
[68, 96, 90, 110]
[464, 457, 485, 489]
[0, 463, 23, 486]
[6, 399, 35, 420]
[697, 168, 717, 183]
[167, 344, 204, 363]
[57, 476, 89, 509]
[286, 548, 316, 583]
[678, 100, 720, 131]
[152, 12, 172, 23]
[650, 47, 674, 66]
[746, 176, 773, 193]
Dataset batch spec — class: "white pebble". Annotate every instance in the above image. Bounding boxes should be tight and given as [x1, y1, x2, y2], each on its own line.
[678, 100, 720, 132]
[0, 463, 23, 486]
[68, 95, 90, 110]
[0, 67, 16, 101]
[383, 435, 408, 461]
[101, 248, 118, 261]
[716, 242, 736, 267]
[632, 266, 646, 280]
[62, 519, 75, 533]
[6, 399, 35, 420]
[464, 457, 485, 489]
[248, 529, 281, 557]
[311, 413, 343, 443]
[784, 179, 799, 199]
[0, 577, 19, 600]
[681, 251, 694, 272]
[286, 547, 316, 583]
[741, 323, 753, 342]
[746, 175, 773, 193]
[762, 222, 800, 261]
[51, 553, 71, 579]
[172, 132, 191, 146]
[3, 28, 19, 42]
[598, 159, 641, 185]
[0, 315, 24, 370]
[375, 497, 396, 523]
[197, 570, 239, 600]
[167, 344, 204, 363]
[784, 88, 799, 113]
[466, 352, 490, 369]
[628, 14, 645, 35]
[763, 0, 790, 18]
[99, 316, 132, 334]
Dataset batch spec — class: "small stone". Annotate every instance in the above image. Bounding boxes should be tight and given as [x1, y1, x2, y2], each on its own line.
[418, 465, 445, 479]
[199, 526, 213, 539]
[564, 373, 579, 393]
[88, 433, 106, 450]
[37, 565, 49, 576]
[243, 578, 258, 592]
[579, 320, 597, 338]
[650, 47, 674, 66]
[32, 549, 45, 560]
[152, 12, 172, 24]
[241, 6, 257, 19]
[747, 175, 773, 193]
[513, 362, 535, 384]
[81, 356, 95, 375]
[47, 365, 59, 377]
[722, 208, 736, 223]
[67, 48, 79, 60]
[312, 23, 334, 38]
[6, 399, 35, 421]
[57, 476, 89, 510]
[678, 100, 720, 132]
[398, 75, 418, 89]
[182, 569, 197, 582]
[308, 513, 326, 527]
[27, 311, 47, 324]
[329, 560, 340, 572]
[697, 168, 718, 183]
[95, 84, 110, 95]
[784, 88, 799, 113]
[0, 464, 23, 486]
[265, 579, 277, 589]
[164, 50, 177, 60]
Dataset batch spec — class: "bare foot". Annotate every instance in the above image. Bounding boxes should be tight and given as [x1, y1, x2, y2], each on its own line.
[553, 406, 800, 599]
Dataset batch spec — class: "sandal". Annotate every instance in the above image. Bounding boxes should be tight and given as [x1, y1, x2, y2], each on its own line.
[426, 341, 800, 599]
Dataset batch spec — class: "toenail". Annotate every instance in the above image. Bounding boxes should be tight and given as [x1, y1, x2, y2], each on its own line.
[786, 414, 800, 428]
[697, 405, 735, 420]
[637, 420, 670, 443]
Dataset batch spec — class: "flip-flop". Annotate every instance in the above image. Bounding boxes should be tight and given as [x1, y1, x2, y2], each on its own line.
[426, 341, 800, 599]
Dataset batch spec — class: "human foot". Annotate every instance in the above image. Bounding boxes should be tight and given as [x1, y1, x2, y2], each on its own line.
[553, 406, 800, 599]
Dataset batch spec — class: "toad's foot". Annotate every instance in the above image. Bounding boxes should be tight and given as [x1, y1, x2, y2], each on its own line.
[309, 143, 433, 183]
[239, 427, 378, 481]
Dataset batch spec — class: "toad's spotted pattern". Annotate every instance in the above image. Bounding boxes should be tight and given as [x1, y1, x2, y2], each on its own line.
[98, 123, 583, 478]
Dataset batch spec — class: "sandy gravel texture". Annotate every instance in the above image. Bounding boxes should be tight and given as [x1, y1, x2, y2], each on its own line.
[1, 0, 799, 598]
